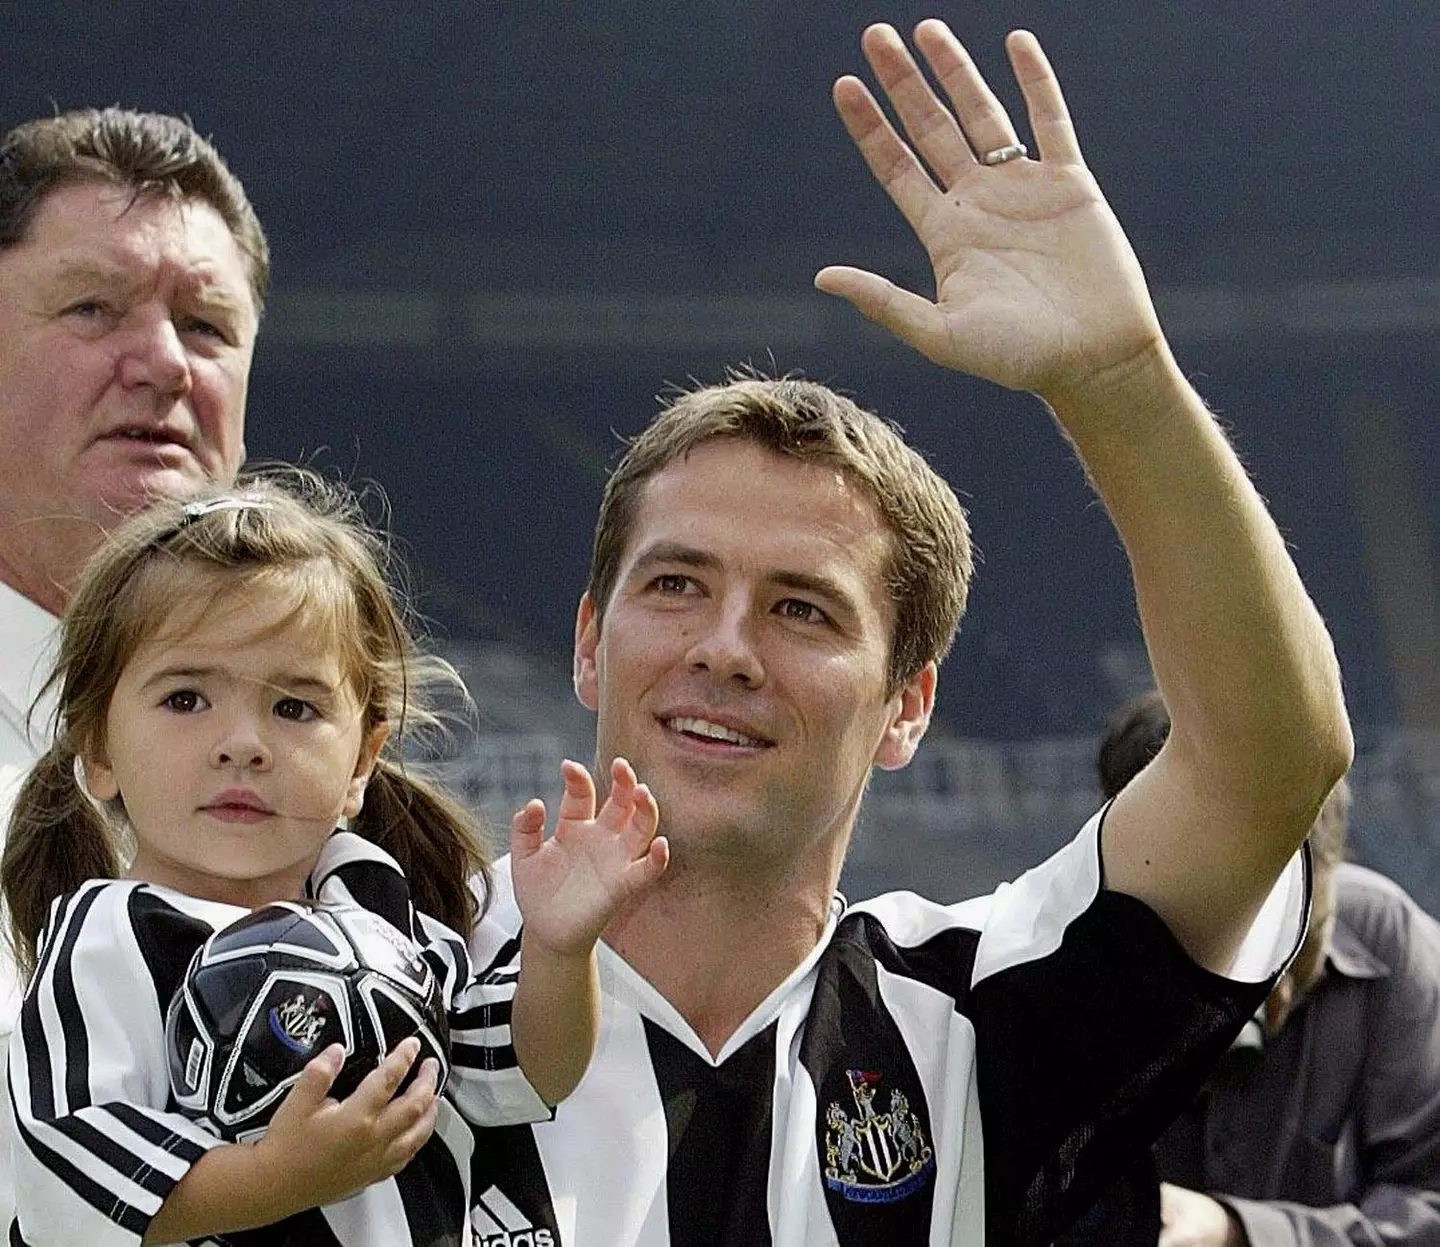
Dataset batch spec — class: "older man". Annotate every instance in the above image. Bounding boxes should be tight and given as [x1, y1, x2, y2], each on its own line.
[0, 108, 265, 778]
[0, 106, 266, 1223]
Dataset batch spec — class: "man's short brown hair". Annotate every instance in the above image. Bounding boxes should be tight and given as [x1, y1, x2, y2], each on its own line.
[587, 373, 973, 692]
[0, 107, 268, 311]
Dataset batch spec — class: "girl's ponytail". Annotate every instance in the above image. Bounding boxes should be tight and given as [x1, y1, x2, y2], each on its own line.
[351, 758, 492, 936]
[2, 745, 118, 976]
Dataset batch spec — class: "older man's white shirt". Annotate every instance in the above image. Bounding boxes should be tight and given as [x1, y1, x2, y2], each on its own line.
[0, 577, 59, 1233]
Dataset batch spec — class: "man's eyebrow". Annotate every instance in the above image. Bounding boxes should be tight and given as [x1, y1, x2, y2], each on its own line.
[771, 568, 858, 611]
[46, 257, 134, 288]
[46, 258, 250, 314]
[185, 278, 251, 313]
[628, 544, 860, 612]
[628, 542, 720, 574]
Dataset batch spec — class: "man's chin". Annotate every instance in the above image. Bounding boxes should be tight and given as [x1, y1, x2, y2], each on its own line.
[92, 468, 220, 525]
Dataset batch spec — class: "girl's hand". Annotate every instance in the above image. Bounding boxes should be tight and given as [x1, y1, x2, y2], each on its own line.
[510, 756, 668, 958]
[144, 1037, 440, 1242]
[254, 1038, 440, 1210]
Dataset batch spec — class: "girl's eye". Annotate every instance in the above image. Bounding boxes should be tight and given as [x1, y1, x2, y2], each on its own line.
[274, 698, 318, 722]
[161, 690, 206, 713]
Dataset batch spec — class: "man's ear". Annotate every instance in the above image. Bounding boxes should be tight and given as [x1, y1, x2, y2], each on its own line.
[79, 742, 120, 802]
[874, 662, 936, 772]
[574, 592, 600, 712]
[344, 722, 391, 818]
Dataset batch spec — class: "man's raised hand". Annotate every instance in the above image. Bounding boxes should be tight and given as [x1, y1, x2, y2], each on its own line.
[816, 23, 1165, 402]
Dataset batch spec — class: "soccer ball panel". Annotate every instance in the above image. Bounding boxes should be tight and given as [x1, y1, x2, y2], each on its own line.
[214, 969, 356, 1128]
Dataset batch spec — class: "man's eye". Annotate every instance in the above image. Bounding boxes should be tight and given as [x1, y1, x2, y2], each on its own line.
[161, 690, 206, 713]
[180, 315, 227, 341]
[778, 599, 827, 624]
[653, 574, 692, 594]
[274, 698, 318, 722]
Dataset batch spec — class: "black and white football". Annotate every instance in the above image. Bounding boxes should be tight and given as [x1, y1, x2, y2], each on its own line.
[165, 900, 450, 1141]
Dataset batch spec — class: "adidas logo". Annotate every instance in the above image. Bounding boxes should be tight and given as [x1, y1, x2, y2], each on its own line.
[471, 1185, 555, 1247]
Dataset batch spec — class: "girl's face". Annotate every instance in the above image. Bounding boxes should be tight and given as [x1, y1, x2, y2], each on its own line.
[82, 582, 387, 908]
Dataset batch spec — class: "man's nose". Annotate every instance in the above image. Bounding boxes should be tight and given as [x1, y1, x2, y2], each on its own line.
[117, 310, 193, 397]
[684, 604, 765, 688]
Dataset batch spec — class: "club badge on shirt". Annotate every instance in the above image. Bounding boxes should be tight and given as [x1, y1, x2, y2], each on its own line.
[823, 1068, 935, 1203]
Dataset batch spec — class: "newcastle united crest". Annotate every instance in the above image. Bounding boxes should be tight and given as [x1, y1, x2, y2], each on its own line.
[823, 1069, 934, 1203]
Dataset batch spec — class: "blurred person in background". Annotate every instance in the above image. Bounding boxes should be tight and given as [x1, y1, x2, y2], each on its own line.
[1103, 691, 1440, 1247]
[464, 20, 1351, 1245]
[0, 106, 265, 1227]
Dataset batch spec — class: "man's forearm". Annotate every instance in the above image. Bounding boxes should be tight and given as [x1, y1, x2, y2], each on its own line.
[1048, 343, 1350, 967]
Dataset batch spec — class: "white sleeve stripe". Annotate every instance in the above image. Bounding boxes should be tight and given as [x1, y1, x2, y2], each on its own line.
[19, 883, 112, 1120]
[25, 1104, 205, 1205]
[12, 1111, 158, 1237]
[451, 1024, 514, 1048]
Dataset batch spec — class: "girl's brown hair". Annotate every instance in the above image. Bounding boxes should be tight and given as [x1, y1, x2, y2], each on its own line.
[2, 468, 490, 975]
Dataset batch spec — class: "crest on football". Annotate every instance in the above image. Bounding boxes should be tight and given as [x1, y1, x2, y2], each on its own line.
[165, 900, 450, 1141]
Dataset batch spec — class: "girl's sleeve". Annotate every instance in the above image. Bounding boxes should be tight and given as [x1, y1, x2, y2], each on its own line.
[310, 832, 550, 1128]
[7, 882, 223, 1247]
[424, 917, 552, 1128]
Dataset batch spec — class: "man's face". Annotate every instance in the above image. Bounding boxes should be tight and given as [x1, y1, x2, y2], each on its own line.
[574, 439, 935, 873]
[0, 180, 257, 603]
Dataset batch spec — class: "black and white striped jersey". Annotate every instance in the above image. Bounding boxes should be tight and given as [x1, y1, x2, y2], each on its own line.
[466, 808, 1308, 1246]
[7, 832, 549, 1247]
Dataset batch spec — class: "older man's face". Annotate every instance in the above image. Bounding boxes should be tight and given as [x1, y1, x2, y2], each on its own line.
[0, 180, 257, 605]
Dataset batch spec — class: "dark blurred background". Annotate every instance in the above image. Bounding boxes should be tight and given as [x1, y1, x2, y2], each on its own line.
[7, 2, 1436, 900]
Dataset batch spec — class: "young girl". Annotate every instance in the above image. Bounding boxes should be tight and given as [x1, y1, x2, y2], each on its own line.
[2, 470, 668, 1247]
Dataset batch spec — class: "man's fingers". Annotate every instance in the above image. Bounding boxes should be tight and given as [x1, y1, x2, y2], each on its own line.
[911, 20, 1023, 167]
[1005, 30, 1082, 165]
[813, 267, 951, 365]
[831, 76, 941, 238]
[858, 22, 973, 186]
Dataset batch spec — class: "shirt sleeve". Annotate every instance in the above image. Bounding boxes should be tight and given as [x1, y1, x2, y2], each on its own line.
[967, 807, 1310, 1244]
[421, 915, 552, 1129]
[7, 882, 222, 1247]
